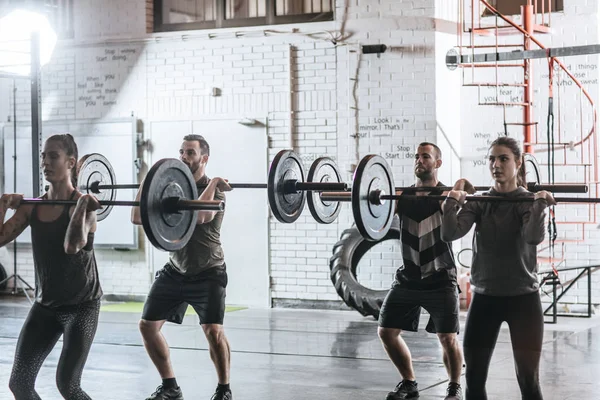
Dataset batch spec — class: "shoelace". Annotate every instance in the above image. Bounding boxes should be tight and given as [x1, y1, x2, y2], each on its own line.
[394, 381, 415, 392]
[447, 384, 460, 396]
[151, 386, 164, 396]
[210, 389, 231, 400]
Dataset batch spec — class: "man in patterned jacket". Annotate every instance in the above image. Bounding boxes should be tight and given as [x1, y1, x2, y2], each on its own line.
[377, 142, 463, 400]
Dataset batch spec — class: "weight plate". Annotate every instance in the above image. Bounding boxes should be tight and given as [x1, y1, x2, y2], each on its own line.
[307, 157, 343, 224]
[77, 153, 116, 222]
[140, 159, 198, 252]
[268, 150, 306, 223]
[351, 155, 395, 241]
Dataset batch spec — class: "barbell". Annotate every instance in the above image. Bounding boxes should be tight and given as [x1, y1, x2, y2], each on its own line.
[71, 150, 347, 226]
[19, 157, 223, 252]
[315, 155, 597, 241]
[42, 150, 590, 247]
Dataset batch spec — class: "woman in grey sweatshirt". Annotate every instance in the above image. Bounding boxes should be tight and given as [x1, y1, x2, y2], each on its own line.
[441, 136, 555, 400]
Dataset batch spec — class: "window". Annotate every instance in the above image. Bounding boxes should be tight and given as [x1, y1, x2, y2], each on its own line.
[46, 0, 74, 39]
[153, 0, 333, 32]
[483, 0, 564, 17]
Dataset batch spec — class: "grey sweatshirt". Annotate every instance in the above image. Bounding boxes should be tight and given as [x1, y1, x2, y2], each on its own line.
[441, 187, 548, 296]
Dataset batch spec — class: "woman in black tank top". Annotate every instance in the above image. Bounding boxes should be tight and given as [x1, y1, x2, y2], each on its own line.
[0, 134, 103, 400]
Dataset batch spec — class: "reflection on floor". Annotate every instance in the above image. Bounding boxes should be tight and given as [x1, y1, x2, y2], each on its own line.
[0, 296, 599, 399]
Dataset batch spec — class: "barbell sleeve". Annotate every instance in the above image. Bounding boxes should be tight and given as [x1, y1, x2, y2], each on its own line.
[293, 182, 348, 191]
[88, 182, 139, 192]
[163, 198, 225, 212]
[319, 192, 352, 202]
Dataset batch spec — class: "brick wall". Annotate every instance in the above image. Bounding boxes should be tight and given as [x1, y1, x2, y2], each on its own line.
[0, 0, 598, 309]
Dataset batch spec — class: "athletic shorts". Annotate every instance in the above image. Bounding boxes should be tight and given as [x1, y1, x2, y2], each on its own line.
[378, 283, 460, 334]
[141, 264, 228, 325]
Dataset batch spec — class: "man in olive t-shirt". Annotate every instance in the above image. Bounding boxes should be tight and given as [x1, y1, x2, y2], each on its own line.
[131, 135, 233, 400]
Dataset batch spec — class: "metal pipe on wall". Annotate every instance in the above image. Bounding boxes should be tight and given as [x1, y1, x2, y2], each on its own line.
[288, 43, 294, 150]
[30, 31, 43, 197]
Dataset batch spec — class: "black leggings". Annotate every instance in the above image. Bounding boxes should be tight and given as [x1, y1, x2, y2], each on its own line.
[463, 292, 544, 400]
[9, 300, 100, 400]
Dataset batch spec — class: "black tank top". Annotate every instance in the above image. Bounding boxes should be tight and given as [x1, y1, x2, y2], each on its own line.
[30, 191, 103, 308]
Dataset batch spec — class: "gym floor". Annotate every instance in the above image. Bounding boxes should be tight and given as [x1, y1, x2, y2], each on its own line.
[0, 296, 598, 399]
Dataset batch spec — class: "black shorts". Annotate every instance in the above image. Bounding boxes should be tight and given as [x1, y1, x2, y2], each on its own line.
[378, 283, 460, 334]
[142, 264, 228, 325]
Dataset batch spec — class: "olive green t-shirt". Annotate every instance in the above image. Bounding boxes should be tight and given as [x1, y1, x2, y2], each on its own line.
[168, 175, 225, 276]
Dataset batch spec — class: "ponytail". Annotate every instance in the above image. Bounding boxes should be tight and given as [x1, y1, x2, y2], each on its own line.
[517, 154, 527, 188]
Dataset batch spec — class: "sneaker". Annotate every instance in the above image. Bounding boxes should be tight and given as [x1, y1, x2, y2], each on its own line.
[444, 382, 462, 400]
[145, 385, 184, 400]
[210, 387, 232, 400]
[386, 380, 419, 399]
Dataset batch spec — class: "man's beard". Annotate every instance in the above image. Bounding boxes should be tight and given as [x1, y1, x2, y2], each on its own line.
[415, 168, 434, 181]
[184, 161, 199, 174]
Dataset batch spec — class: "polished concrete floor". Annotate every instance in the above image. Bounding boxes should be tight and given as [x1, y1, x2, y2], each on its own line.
[0, 296, 599, 399]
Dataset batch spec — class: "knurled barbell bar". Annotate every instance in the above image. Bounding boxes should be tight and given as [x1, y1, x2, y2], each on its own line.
[390, 183, 588, 193]
[316, 155, 595, 241]
[67, 150, 347, 226]
[15, 198, 222, 210]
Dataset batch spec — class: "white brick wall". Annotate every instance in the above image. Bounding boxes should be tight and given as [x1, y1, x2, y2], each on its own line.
[72, 0, 147, 40]
[1, 0, 598, 309]
[458, 0, 600, 308]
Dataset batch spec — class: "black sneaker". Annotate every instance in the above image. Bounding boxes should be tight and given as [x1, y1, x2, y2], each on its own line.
[145, 385, 184, 400]
[210, 387, 232, 400]
[386, 380, 419, 399]
[444, 382, 462, 400]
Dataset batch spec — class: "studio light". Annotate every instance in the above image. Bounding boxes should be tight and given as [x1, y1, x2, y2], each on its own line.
[0, 8, 57, 76]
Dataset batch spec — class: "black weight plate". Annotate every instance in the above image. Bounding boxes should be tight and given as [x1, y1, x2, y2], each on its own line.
[140, 159, 198, 251]
[307, 157, 343, 224]
[351, 155, 395, 241]
[77, 153, 116, 222]
[268, 150, 306, 223]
